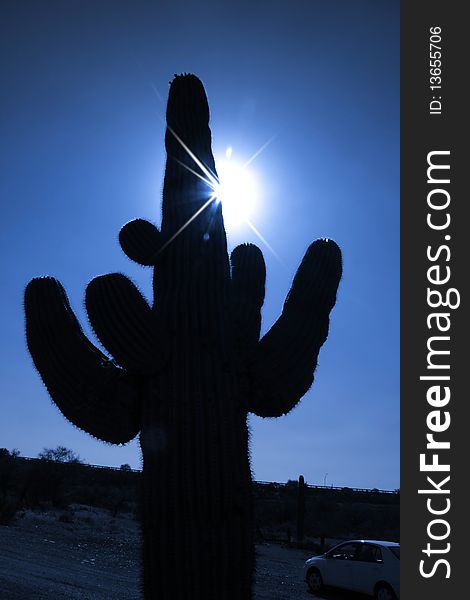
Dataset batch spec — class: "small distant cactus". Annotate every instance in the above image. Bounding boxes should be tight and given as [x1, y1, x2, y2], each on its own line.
[24, 74, 342, 599]
[297, 474, 306, 544]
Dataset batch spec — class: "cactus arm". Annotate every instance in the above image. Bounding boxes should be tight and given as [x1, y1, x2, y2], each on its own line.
[86, 273, 162, 374]
[119, 219, 161, 266]
[230, 243, 266, 356]
[247, 239, 342, 417]
[25, 277, 140, 444]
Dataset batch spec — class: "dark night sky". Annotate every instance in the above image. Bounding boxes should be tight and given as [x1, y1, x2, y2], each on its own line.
[0, 0, 399, 489]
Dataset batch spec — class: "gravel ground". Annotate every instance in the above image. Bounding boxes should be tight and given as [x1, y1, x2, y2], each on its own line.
[0, 508, 362, 599]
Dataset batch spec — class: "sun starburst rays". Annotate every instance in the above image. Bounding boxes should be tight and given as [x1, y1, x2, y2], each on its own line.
[166, 125, 218, 187]
[159, 194, 217, 255]
[161, 125, 279, 260]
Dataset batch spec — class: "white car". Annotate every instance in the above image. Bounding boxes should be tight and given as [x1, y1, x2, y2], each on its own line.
[304, 539, 400, 599]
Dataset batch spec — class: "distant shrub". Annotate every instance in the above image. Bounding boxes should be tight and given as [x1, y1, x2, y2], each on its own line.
[0, 450, 24, 524]
[37, 446, 82, 463]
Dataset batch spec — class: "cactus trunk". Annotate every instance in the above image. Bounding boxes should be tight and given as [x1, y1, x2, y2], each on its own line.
[24, 73, 342, 599]
[141, 375, 254, 598]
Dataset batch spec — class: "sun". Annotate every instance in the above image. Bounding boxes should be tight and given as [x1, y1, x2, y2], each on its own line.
[214, 147, 259, 228]
[161, 128, 278, 257]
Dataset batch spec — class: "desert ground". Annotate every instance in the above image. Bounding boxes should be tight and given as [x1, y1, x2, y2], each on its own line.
[0, 506, 365, 599]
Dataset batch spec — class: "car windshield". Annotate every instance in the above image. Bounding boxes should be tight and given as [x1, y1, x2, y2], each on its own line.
[390, 546, 400, 560]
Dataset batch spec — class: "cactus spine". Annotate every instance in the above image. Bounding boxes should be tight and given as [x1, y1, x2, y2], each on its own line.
[24, 74, 342, 599]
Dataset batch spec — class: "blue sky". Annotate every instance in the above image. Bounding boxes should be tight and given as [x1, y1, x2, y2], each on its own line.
[0, 1, 399, 489]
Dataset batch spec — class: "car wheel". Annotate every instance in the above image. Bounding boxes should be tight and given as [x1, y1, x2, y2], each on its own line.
[375, 583, 397, 600]
[307, 568, 324, 593]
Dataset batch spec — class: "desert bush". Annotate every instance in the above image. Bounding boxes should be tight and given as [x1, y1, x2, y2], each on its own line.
[0, 450, 24, 524]
[38, 446, 82, 464]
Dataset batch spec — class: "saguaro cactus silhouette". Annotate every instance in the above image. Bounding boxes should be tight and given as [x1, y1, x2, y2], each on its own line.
[24, 74, 342, 599]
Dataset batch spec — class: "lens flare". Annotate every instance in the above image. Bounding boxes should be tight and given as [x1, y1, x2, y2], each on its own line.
[161, 125, 279, 259]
